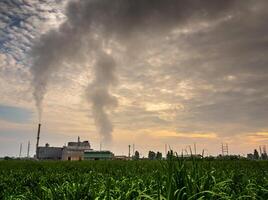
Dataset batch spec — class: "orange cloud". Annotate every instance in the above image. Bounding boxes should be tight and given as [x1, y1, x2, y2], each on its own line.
[246, 132, 268, 143]
[149, 130, 217, 139]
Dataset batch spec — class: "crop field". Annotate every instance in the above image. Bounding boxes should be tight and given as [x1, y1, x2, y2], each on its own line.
[0, 159, 268, 200]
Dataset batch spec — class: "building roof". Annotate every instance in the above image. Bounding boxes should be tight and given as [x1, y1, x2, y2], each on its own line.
[38, 146, 63, 150]
[84, 150, 113, 154]
[68, 141, 90, 147]
[84, 150, 114, 159]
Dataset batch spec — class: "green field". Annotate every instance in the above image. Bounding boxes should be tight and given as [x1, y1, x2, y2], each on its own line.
[0, 159, 268, 200]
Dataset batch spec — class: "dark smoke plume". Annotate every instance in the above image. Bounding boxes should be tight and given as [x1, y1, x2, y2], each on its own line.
[30, 0, 236, 141]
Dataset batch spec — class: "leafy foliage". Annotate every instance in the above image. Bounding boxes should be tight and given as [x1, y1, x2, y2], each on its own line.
[0, 159, 268, 199]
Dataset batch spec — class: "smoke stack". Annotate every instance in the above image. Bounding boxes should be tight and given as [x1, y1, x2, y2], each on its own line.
[36, 123, 41, 159]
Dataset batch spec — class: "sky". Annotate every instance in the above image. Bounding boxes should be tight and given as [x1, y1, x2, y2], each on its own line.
[0, 0, 268, 157]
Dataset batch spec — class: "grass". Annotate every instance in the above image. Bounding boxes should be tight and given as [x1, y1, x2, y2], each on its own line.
[0, 157, 268, 199]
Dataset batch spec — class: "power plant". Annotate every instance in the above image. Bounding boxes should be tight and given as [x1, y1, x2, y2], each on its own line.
[5, 122, 267, 161]
[34, 123, 114, 160]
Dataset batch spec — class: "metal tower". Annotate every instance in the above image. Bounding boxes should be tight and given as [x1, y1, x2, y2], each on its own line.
[221, 143, 228, 156]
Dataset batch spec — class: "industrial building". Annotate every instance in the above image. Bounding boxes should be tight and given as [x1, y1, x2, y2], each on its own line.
[35, 124, 114, 161]
[84, 150, 114, 160]
[36, 137, 92, 160]
[38, 143, 63, 160]
[62, 137, 92, 160]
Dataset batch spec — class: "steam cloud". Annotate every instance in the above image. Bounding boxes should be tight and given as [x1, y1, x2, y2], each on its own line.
[30, 0, 236, 141]
[88, 50, 117, 143]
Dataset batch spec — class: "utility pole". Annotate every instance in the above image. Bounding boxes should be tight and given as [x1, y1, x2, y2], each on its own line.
[165, 144, 167, 158]
[128, 145, 131, 159]
[194, 143, 197, 155]
[19, 143, 22, 158]
[27, 141, 30, 158]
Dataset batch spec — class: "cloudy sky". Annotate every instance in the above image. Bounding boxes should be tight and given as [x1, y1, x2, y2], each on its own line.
[0, 0, 268, 157]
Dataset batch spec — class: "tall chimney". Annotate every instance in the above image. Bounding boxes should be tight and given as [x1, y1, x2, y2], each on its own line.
[36, 123, 41, 159]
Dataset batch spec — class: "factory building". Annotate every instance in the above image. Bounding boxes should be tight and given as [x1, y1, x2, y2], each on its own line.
[34, 123, 115, 161]
[36, 137, 92, 160]
[84, 150, 114, 160]
[62, 137, 92, 161]
[38, 143, 63, 160]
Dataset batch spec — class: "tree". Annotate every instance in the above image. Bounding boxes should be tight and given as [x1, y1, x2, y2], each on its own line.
[253, 149, 259, 160]
[166, 150, 174, 160]
[156, 152, 162, 160]
[247, 153, 254, 160]
[133, 151, 140, 160]
[4, 156, 12, 160]
[261, 152, 268, 160]
[148, 151, 156, 160]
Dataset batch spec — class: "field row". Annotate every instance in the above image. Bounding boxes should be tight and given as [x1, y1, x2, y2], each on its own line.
[0, 159, 268, 199]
